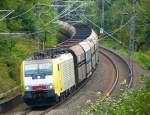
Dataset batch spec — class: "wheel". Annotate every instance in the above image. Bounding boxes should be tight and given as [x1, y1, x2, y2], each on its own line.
[55, 96, 59, 103]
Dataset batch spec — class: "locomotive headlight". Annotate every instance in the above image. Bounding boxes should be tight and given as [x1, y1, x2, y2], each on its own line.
[49, 84, 53, 89]
[26, 86, 29, 90]
[50, 85, 53, 89]
[25, 86, 31, 91]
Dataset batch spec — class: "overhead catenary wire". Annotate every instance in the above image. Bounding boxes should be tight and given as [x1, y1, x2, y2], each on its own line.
[0, 2, 75, 35]
[0, 0, 131, 43]
[42, 1, 92, 30]
[0, 33, 26, 35]
[2, 1, 62, 21]
[0, 10, 14, 21]
[81, 15, 131, 47]
[30, 1, 77, 35]
[0, 5, 41, 34]
[0, 1, 88, 36]
[44, 1, 79, 26]
[105, 16, 133, 37]
[56, 3, 86, 22]
[7, 5, 35, 20]
[104, 0, 111, 5]
[29, 3, 86, 36]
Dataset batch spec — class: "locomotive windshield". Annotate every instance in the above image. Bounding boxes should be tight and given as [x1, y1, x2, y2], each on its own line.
[39, 63, 52, 75]
[25, 63, 52, 77]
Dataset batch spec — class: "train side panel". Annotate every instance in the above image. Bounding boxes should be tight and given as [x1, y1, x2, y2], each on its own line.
[54, 53, 75, 95]
[79, 41, 92, 77]
[60, 53, 76, 91]
[92, 30, 99, 63]
[53, 53, 76, 96]
[88, 30, 99, 64]
[70, 45, 86, 83]
[53, 58, 64, 96]
[20, 62, 25, 94]
[86, 40, 96, 70]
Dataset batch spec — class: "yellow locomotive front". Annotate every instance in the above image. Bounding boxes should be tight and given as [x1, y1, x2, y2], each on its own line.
[20, 59, 58, 106]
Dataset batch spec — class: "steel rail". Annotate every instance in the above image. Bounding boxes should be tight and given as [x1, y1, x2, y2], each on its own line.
[98, 49, 119, 96]
[98, 46, 133, 88]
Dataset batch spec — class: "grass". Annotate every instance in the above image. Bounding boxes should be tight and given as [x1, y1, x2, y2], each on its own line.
[134, 51, 150, 68]
[0, 63, 16, 94]
[99, 39, 150, 68]
[0, 36, 36, 96]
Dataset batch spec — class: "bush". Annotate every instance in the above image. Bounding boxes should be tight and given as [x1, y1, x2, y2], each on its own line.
[0, 36, 36, 85]
[85, 78, 150, 115]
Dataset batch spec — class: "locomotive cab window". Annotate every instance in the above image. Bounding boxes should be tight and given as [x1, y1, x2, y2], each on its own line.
[25, 64, 38, 77]
[39, 63, 52, 75]
[24, 63, 53, 77]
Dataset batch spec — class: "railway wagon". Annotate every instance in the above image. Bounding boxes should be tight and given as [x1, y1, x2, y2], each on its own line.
[70, 44, 86, 83]
[86, 40, 96, 70]
[79, 41, 92, 78]
[89, 30, 99, 63]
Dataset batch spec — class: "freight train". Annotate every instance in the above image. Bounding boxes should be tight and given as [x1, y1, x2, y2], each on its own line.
[20, 22, 98, 106]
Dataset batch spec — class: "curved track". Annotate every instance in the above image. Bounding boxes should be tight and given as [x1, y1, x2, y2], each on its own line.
[8, 46, 132, 115]
[98, 46, 132, 96]
[98, 49, 119, 96]
[6, 44, 132, 115]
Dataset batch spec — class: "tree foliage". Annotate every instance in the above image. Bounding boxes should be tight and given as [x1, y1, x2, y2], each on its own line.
[0, 0, 59, 89]
[84, 0, 150, 50]
[84, 77, 150, 115]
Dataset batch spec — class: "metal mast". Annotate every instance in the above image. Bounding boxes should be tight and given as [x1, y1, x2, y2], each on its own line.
[128, 0, 136, 87]
[35, 2, 41, 51]
[100, 0, 105, 34]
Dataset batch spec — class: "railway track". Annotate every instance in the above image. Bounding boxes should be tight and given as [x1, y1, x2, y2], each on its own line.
[98, 46, 132, 96]
[98, 49, 119, 96]
[10, 46, 132, 115]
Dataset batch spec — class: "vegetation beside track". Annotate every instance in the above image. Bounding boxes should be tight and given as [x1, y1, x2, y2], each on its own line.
[0, 36, 36, 94]
[80, 39, 150, 115]
[0, 34, 58, 96]
[81, 77, 150, 115]
[99, 39, 150, 68]
[0, 0, 59, 96]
